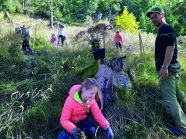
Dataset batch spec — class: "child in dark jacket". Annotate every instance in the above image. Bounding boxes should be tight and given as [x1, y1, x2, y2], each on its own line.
[59, 78, 114, 139]
[22, 34, 34, 55]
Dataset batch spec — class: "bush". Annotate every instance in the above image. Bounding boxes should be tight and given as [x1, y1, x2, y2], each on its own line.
[115, 6, 139, 33]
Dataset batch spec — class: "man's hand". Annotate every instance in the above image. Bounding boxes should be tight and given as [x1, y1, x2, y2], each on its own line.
[159, 68, 168, 80]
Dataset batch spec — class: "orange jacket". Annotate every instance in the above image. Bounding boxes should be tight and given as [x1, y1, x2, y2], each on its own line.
[60, 85, 110, 133]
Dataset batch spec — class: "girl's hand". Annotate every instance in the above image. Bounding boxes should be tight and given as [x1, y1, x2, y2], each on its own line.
[72, 127, 82, 138]
[106, 126, 114, 138]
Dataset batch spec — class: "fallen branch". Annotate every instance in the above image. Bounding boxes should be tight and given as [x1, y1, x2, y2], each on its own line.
[14, 19, 33, 25]
[31, 18, 45, 26]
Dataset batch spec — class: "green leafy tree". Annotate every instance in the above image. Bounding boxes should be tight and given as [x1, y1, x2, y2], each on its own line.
[139, 12, 157, 33]
[164, 1, 186, 36]
[135, 0, 185, 36]
[96, 1, 109, 19]
[147, 0, 185, 36]
[96, 0, 122, 24]
[112, 2, 121, 14]
[1, 0, 22, 12]
[67, 0, 99, 22]
[34, 0, 63, 28]
[105, 0, 118, 24]
[115, 6, 139, 33]
[173, 2, 186, 35]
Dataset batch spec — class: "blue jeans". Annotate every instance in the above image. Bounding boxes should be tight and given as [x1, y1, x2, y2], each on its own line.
[115, 42, 122, 52]
[58, 35, 65, 46]
[59, 119, 95, 139]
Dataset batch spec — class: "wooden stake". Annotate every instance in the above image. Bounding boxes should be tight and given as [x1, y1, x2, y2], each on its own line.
[6, 11, 12, 23]
[138, 32, 145, 62]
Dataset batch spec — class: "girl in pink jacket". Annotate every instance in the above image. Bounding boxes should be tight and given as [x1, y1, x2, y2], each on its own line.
[114, 30, 123, 52]
[59, 78, 114, 139]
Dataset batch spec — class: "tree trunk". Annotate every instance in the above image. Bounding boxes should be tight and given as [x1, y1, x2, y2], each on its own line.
[127, 0, 129, 8]
[0, 0, 2, 10]
[96, 59, 130, 108]
[103, 30, 106, 48]
[108, 0, 113, 25]
[22, 0, 25, 10]
[109, 0, 111, 25]
[138, 32, 145, 62]
[50, 9, 53, 29]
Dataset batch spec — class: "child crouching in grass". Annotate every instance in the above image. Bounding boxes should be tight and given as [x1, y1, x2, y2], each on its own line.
[59, 78, 114, 139]
[50, 34, 58, 47]
[22, 34, 34, 55]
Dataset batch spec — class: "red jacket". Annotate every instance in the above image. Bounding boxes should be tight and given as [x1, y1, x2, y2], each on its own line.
[60, 85, 110, 133]
[114, 33, 123, 45]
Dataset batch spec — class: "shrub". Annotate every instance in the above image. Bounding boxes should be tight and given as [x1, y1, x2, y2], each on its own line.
[115, 6, 139, 33]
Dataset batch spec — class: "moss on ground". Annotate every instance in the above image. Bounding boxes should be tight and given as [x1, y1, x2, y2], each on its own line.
[77, 59, 98, 81]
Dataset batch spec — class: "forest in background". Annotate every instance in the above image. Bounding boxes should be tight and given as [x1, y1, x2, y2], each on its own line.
[0, 0, 185, 35]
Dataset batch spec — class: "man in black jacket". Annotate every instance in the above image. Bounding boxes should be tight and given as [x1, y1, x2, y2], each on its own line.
[147, 7, 186, 135]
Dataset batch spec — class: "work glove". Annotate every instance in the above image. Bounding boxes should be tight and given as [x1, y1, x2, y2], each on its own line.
[106, 126, 114, 139]
[26, 48, 29, 52]
[72, 127, 86, 139]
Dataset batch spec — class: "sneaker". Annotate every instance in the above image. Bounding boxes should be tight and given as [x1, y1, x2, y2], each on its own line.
[170, 128, 186, 136]
[126, 45, 132, 52]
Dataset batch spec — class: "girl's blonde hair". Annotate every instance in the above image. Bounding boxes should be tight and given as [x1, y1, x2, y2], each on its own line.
[80, 78, 103, 112]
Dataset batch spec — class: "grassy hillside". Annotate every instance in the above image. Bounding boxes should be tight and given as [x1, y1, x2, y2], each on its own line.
[0, 14, 186, 139]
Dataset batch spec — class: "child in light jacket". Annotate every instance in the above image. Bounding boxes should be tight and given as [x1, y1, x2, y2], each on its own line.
[57, 23, 67, 46]
[59, 78, 114, 139]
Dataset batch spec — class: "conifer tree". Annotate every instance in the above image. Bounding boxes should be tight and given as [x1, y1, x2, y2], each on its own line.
[115, 6, 139, 33]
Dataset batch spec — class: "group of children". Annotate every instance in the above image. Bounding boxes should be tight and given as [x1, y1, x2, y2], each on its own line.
[22, 22, 130, 56]
[50, 23, 67, 47]
[22, 23, 66, 55]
